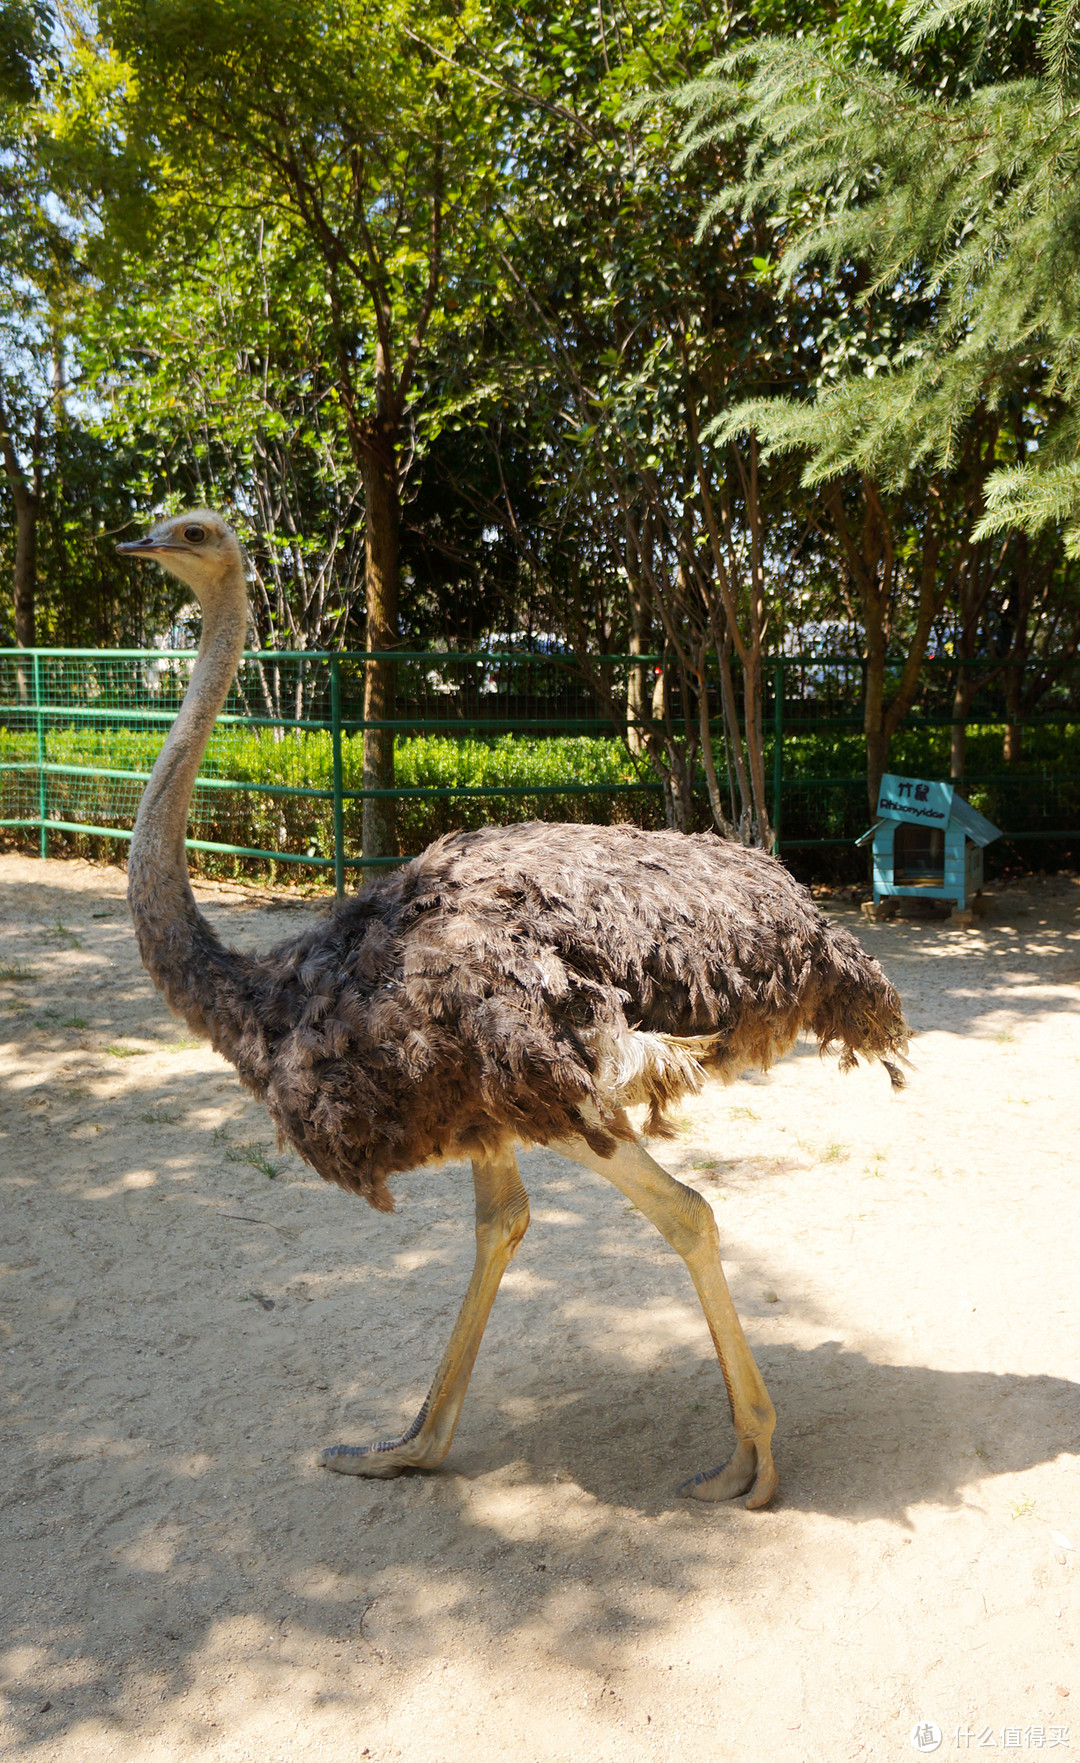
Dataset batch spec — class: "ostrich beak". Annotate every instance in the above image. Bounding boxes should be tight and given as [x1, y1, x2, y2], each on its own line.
[116, 537, 184, 557]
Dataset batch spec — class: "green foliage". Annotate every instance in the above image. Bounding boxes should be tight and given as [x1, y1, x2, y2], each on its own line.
[0, 0, 1076, 852]
[48, 0, 516, 644]
[3, 719, 1075, 876]
[673, 0, 1080, 538]
[0, 726, 665, 869]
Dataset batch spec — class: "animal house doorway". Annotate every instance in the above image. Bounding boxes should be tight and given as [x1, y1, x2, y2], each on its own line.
[893, 822, 946, 886]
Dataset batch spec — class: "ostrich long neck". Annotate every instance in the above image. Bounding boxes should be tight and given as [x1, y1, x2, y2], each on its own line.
[127, 566, 249, 1024]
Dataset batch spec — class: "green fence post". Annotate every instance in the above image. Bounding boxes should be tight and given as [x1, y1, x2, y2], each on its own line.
[33, 651, 47, 860]
[772, 657, 784, 856]
[330, 654, 345, 898]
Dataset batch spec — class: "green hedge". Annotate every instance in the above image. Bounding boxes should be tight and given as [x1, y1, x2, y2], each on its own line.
[1, 721, 1075, 879]
[777, 721, 1080, 778]
[0, 727, 665, 876]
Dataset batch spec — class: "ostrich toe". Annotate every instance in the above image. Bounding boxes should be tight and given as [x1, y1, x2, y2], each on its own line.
[678, 1438, 779, 1508]
[319, 1434, 439, 1477]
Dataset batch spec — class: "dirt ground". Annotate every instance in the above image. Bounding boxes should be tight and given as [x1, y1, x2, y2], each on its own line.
[1, 851, 1078, 1763]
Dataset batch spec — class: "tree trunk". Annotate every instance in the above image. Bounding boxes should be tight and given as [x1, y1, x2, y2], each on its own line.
[1003, 662, 1024, 764]
[13, 484, 37, 649]
[863, 597, 888, 816]
[834, 478, 945, 817]
[662, 741, 693, 833]
[948, 534, 995, 793]
[685, 414, 771, 847]
[739, 433, 773, 848]
[697, 648, 735, 841]
[0, 398, 41, 649]
[715, 625, 751, 829]
[0, 398, 42, 706]
[360, 432, 399, 862]
[950, 693, 966, 785]
[950, 667, 978, 791]
[625, 582, 650, 755]
[865, 722, 890, 819]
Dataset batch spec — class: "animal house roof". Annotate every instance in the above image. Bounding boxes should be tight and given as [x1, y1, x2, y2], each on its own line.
[856, 773, 1001, 848]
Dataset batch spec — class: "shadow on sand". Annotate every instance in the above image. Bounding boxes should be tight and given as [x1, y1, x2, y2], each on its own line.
[2, 866, 1079, 1753]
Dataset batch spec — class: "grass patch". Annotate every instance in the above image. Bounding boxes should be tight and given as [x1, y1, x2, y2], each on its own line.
[0, 961, 37, 982]
[1, 726, 663, 876]
[105, 1043, 146, 1058]
[40, 919, 82, 949]
[224, 1141, 284, 1180]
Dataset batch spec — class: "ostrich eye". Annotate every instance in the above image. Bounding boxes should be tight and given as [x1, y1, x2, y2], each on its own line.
[183, 524, 207, 543]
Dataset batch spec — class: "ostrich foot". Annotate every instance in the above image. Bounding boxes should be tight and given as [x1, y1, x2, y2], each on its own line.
[319, 1425, 442, 1478]
[321, 1150, 531, 1482]
[678, 1438, 778, 1509]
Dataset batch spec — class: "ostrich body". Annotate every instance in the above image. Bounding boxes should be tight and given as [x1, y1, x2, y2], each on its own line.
[120, 510, 908, 1509]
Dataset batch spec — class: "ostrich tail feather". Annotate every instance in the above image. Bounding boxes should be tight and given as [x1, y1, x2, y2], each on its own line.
[807, 918, 911, 1084]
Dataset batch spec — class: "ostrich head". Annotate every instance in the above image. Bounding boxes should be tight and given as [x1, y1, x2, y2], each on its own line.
[116, 509, 245, 608]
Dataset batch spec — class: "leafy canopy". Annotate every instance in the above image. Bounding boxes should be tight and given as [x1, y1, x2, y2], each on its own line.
[672, 0, 1080, 551]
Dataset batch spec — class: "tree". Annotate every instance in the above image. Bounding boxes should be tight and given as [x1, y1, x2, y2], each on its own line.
[425, 0, 819, 846]
[62, 0, 507, 856]
[82, 213, 369, 681]
[0, 385, 43, 649]
[672, 0, 1080, 549]
[0, 0, 65, 656]
[665, 0, 1080, 807]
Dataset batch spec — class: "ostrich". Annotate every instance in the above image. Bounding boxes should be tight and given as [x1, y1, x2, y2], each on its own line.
[118, 509, 907, 1510]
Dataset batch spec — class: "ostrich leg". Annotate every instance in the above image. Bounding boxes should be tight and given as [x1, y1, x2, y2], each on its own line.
[555, 1132, 778, 1509]
[321, 1146, 530, 1476]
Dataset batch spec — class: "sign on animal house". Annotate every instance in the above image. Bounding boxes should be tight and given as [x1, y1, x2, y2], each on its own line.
[876, 774, 954, 827]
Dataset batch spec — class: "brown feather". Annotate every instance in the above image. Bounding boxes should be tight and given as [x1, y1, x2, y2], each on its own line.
[131, 822, 908, 1211]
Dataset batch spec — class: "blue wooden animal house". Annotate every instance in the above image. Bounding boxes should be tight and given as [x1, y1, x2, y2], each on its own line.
[857, 773, 1001, 921]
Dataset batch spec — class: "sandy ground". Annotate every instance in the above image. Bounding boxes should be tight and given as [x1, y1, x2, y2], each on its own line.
[0, 852, 1078, 1763]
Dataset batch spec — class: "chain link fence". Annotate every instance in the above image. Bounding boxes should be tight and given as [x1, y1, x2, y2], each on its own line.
[1, 648, 1076, 888]
[0, 649, 666, 889]
[773, 656, 1080, 865]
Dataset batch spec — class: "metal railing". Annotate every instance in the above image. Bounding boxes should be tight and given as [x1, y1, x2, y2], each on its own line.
[771, 654, 1080, 856]
[1, 648, 1076, 888]
[0, 647, 668, 891]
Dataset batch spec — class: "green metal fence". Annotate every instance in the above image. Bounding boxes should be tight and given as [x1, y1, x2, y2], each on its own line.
[0, 647, 669, 891]
[1, 647, 1077, 889]
[772, 655, 1080, 860]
